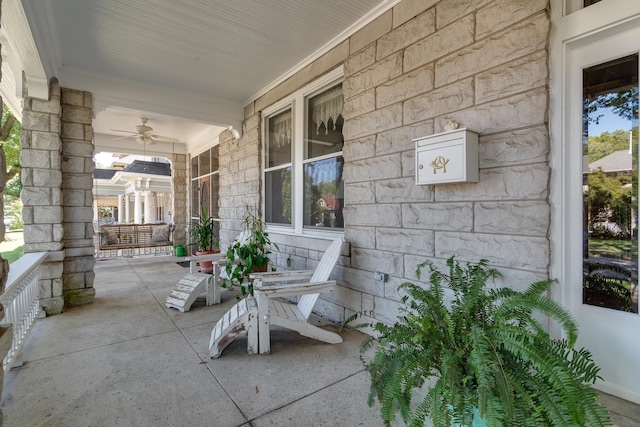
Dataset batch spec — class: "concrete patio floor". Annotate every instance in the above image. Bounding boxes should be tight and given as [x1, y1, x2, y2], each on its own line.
[0, 256, 639, 426]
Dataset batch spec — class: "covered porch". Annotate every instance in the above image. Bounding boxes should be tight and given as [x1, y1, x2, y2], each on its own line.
[0, 258, 637, 426]
[0, 257, 385, 426]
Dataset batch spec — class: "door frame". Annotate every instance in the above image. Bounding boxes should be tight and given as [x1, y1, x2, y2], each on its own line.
[550, 0, 640, 403]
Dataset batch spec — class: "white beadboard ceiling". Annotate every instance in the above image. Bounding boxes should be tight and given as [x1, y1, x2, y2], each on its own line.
[17, 0, 391, 155]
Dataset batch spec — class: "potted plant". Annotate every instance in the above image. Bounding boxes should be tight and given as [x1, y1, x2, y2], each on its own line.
[221, 208, 278, 297]
[361, 257, 612, 427]
[191, 206, 218, 273]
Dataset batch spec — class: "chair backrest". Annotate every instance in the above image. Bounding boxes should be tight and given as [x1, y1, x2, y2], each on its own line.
[298, 237, 343, 319]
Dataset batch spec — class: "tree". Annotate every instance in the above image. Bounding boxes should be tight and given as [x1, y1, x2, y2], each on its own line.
[1, 103, 23, 234]
[586, 129, 636, 163]
[585, 168, 633, 236]
[1, 103, 22, 189]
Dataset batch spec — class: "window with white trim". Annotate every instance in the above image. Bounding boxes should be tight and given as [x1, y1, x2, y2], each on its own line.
[263, 71, 344, 233]
[190, 145, 220, 238]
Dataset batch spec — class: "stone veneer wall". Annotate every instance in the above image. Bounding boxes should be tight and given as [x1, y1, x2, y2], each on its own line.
[339, 0, 551, 324]
[21, 79, 66, 315]
[222, 0, 551, 327]
[60, 89, 95, 306]
[218, 118, 261, 248]
[20, 82, 96, 313]
[171, 153, 188, 245]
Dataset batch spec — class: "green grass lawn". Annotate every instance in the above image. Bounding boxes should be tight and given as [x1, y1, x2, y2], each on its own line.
[588, 237, 638, 260]
[0, 232, 24, 264]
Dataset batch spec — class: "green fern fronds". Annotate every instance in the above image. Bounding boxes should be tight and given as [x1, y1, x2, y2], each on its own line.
[361, 257, 612, 427]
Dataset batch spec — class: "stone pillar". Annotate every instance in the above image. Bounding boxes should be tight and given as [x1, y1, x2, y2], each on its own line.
[171, 153, 188, 245]
[219, 121, 259, 247]
[21, 79, 65, 315]
[117, 195, 123, 223]
[134, 191, 142, 224]
[60, 88, 95, 307]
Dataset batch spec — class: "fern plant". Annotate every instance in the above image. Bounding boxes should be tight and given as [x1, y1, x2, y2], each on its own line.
[361, 257, 612, 427]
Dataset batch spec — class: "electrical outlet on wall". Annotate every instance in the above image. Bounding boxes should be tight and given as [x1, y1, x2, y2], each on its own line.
[373, 272, 387, 282]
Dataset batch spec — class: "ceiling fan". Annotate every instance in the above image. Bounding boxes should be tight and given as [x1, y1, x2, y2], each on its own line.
[112, 118, 180, 145]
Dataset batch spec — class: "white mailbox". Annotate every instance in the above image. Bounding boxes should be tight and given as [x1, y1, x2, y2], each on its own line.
[414, 128, 479, 185]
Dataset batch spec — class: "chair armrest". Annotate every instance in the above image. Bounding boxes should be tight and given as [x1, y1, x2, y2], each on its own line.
[249, 270, 315, 283]
[182, 252, 227, 262]
[254, 280, 336, 298]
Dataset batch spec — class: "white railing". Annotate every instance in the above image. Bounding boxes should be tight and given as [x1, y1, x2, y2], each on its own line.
[0, 252, 48, 372]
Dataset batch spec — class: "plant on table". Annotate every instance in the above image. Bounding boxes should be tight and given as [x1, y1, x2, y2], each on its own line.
[222, 207, 278, 297]
[361, 257, 611, 427]
[191, 206, 218, 273]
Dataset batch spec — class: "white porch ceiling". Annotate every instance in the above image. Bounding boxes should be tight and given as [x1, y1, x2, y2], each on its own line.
[11, 0, 391, 155]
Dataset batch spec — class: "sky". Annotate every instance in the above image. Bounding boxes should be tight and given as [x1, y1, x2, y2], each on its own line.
[588, 106, 635, 136]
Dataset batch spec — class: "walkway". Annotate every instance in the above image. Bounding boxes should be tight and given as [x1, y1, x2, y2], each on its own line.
[0, 257, 639, 426]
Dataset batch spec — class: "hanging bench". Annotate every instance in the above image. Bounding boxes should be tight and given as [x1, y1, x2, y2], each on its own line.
[98, 223, 173, 251]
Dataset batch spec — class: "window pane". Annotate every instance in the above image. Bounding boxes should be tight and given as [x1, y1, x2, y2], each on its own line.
[306, 83, 344, 159]
[210, 173, 219, 219]
[191, 179, 198, 219]
[191, 155, 198, 178]
[582, 53, 639, 313]
[265, 167, 292, 225]
[199, 149, 210, 176]
[200, 178, 210, 217]
[211, 145, 219, 171]
[267, 109, 292, 168]
[303, 156, 344, 229]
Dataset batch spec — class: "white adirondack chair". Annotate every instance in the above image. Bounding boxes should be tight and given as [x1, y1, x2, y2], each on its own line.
[209, 236, 344, 358]
[165, 230, 251, 312]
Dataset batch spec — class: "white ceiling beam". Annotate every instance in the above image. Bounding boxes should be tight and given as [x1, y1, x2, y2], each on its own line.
[0, 0, 49, 100]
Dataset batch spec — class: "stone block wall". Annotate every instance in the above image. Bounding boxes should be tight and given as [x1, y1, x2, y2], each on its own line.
[21, 79, 66, 315]
[171, 153, 188, 244]
[218, 115, 262, 248]
[221, 0, 551, 327]
[60, 88, 95, 306]
[340, 0, 551, 323]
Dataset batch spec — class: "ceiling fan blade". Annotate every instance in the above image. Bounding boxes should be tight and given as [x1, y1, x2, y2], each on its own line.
[144, 130, 180, 143]
[111, 129, 137, 134]
[151, 135, 180, 143]
[113, 135, 133, 141]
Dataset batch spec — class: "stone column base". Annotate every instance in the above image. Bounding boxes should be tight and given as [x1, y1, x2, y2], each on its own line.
[63, 288, 95, 307]
[40, 296, 65, 316]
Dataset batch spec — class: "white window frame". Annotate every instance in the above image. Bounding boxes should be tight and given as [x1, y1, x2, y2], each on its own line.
[550, 0, 640, 307]
[262, 67, 344, 237]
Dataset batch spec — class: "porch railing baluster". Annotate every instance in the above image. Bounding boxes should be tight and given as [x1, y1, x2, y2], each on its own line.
[0, 252, 48, 372]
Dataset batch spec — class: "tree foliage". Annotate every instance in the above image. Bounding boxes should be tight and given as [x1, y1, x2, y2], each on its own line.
[584, 87, 639, 126]
[586, 129, 636, 162]
[2, 103, 22, 184]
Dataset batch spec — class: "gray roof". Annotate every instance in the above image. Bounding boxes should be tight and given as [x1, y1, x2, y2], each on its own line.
[588, 150, 632, 173]
[122, 160, 171, 176]
[93, 169, 117, 179]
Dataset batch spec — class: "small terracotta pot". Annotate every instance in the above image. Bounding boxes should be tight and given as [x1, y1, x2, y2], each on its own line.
[196, 249, 220, 274]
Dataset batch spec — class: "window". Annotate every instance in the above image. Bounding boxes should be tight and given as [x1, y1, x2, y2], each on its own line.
[263, 69, 344, 233]
[191, 146, 220, 237]
[582, 54, 638, 313]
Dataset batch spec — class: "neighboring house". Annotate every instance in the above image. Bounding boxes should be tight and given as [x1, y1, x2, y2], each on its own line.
[588, 150, 633, 174]
[93, 160, 174, 225]
[1, 0, 639, 405]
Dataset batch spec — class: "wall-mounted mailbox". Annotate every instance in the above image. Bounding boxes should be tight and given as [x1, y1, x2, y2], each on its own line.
[414, 128, 479, 185]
